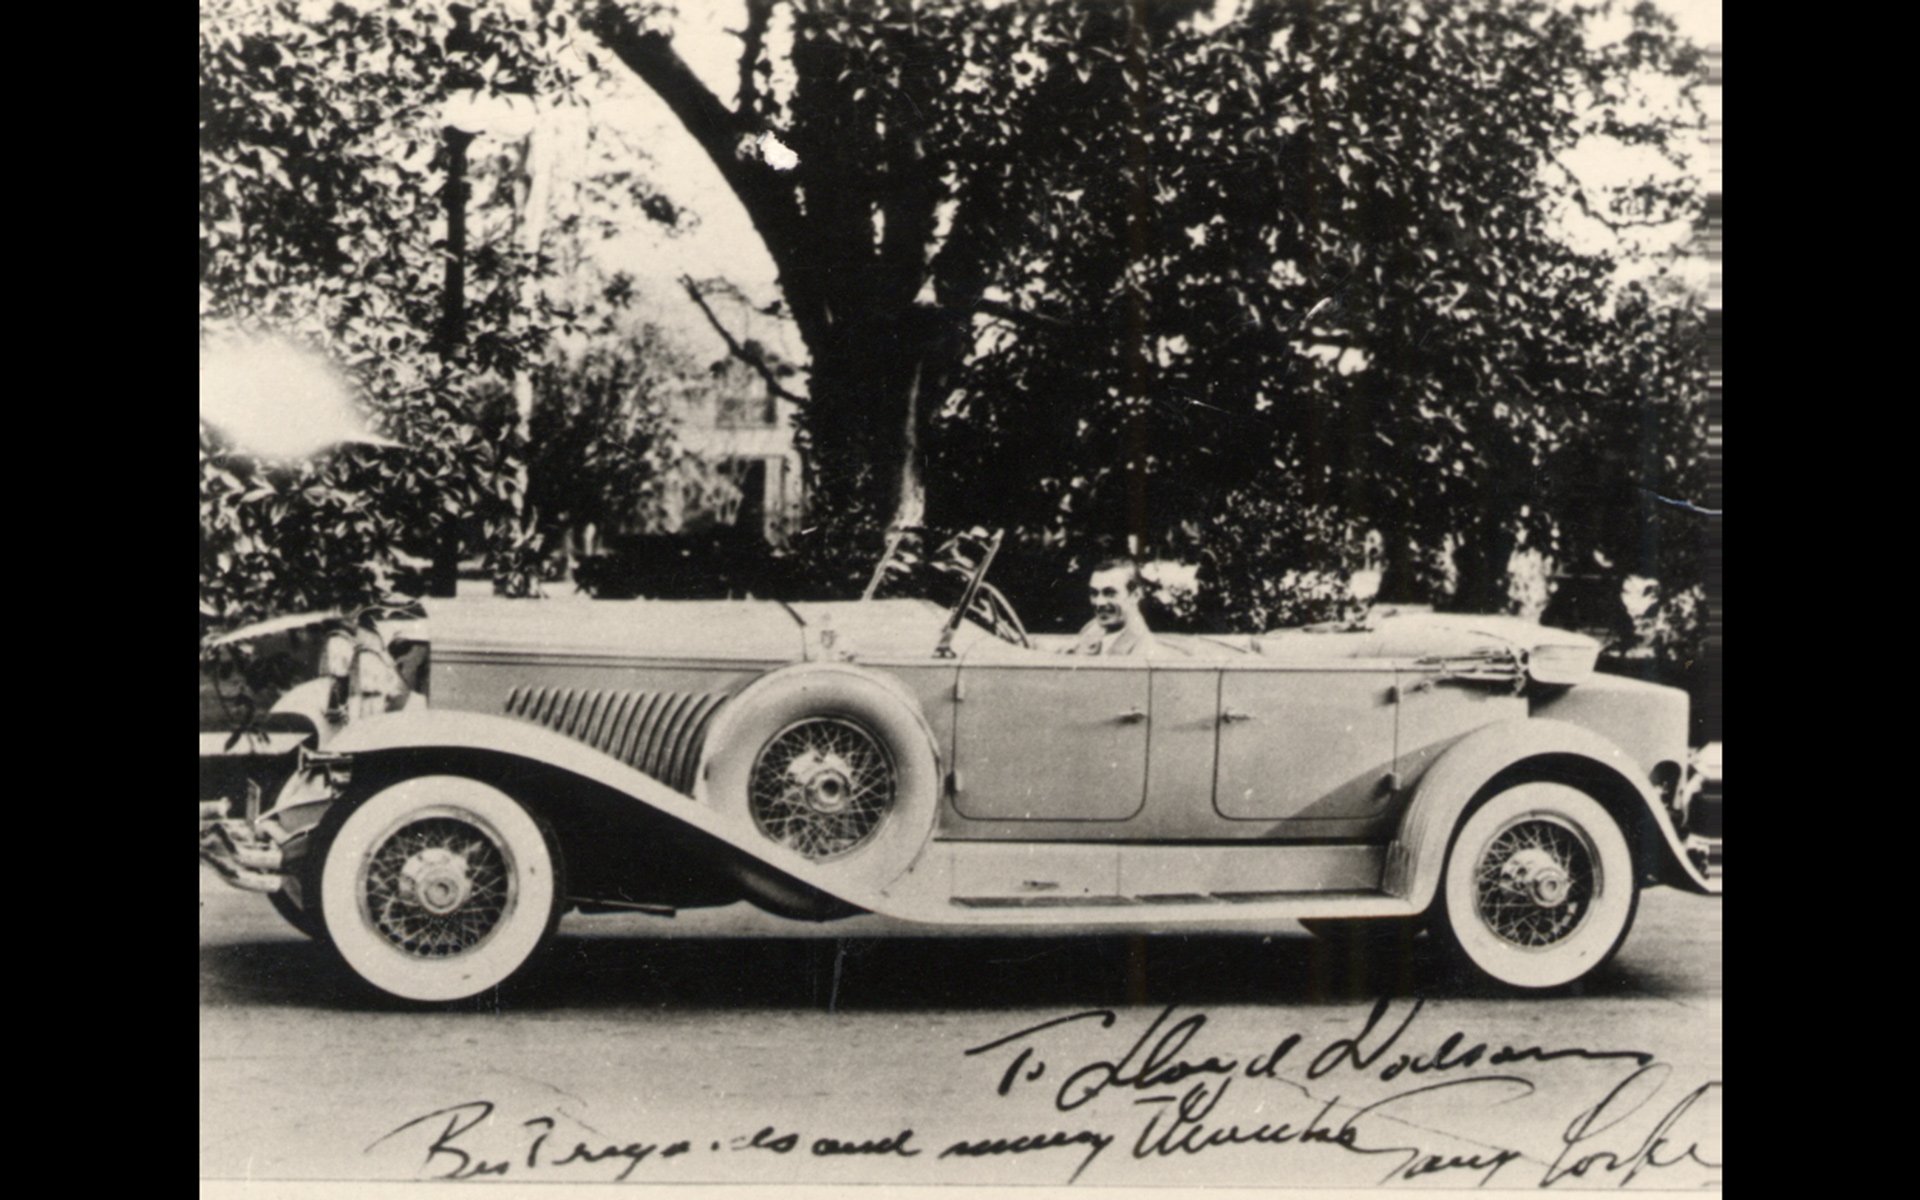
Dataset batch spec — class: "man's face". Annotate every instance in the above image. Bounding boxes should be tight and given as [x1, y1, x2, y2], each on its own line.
[1088, 566, 1139, 633]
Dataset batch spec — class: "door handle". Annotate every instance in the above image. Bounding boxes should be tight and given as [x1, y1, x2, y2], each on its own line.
[1221, 708, 1255, 724]
[1116, 707, 1148, 723]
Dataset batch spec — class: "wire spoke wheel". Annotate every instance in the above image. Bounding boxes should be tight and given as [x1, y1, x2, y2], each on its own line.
[1437, 782, 1637, 991]
[319, 777, 561, 1003]
[749, 718, 895, 860]
[1471, 815, 1597, 949]
[360, 815, 514, 958]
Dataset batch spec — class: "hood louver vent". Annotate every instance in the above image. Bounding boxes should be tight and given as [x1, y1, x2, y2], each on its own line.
[504, 686, 727, 795]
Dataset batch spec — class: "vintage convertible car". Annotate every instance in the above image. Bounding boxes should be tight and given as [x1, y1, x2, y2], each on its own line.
[200, 535, 1722, 1002]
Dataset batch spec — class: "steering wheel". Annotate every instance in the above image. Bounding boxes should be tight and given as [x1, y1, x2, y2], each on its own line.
[966, 580, 1031, 649]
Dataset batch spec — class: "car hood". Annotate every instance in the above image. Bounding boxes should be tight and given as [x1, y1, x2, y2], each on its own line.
[425, 594, 808, 662]
[424, 595, 955, 663]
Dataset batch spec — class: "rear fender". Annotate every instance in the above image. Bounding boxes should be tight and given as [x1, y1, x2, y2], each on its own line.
[1386, 718, 1719, 907]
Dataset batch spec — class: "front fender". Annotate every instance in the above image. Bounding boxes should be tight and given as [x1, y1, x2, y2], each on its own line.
[268, 677, 338, 739]
[295, 708, 902, 913]
[1385, 717, 1719, 908]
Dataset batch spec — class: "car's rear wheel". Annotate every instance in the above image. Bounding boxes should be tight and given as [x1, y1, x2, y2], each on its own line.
[1433, 782, 1637, 990]
[317, 776, 564, 1002]
[701, 668, 940, 899]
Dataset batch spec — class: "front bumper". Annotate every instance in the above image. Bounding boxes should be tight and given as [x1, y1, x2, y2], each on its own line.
[199, 744, 346, 897]
[1682, 742, 1722, 881]
[199, 814, 286, 894]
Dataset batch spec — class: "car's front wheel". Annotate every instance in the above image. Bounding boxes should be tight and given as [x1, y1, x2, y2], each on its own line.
[1433, 782, 1637, 990]
[268, 890, 326, 941]
[317, 776, 564, 1002]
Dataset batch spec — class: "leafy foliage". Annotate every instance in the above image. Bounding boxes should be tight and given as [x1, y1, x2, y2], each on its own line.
[590, 0, 1708, 668]
[200, 0, 700, 624]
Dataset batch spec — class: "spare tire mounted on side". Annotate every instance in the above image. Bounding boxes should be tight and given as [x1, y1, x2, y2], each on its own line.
[698, 666, 941, 904]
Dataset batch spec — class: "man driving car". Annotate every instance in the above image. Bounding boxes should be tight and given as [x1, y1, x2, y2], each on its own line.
[1065, 558, 1159, 657]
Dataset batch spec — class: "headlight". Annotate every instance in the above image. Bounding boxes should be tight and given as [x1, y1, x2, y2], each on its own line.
[1526, 640, 1599, 687]
[322, 630, 355, 679]
[319, 629, 356, 712]
[347, 628, 406, 719]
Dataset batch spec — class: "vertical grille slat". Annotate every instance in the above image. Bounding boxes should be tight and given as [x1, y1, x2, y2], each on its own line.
[551, 689, 580, 733]
[591, 683, 629, 748]
[684, 695, 727, 785]
[578, 690, 611, 744]
[659, 694, 706, 790]
[501, 684, 727, 794]
[619, 692, 666, 767]
[600, 692, 638, 760]
[640, 693, 696, 782]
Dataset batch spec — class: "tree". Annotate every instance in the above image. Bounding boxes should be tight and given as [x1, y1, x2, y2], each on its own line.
[199, 0, 695, 622]
[585, 0, 1706, 627]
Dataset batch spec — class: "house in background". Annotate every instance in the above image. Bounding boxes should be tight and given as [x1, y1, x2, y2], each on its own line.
[646, 290, 809, 546]
[663, 356, 806, 545]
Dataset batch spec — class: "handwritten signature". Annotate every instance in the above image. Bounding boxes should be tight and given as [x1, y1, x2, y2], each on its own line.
[960, 999, 1716, 1185]
[368, 1104, 919, 1182]
[367, 999, 1718, 1187]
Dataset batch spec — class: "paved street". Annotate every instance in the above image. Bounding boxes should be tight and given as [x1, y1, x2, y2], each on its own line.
[200, 865, 1721, 1189]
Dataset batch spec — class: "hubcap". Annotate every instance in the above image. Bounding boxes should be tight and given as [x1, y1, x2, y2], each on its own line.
[401, 848, 474, 915]
[750, 718, 894, 860]
[361, 815, 513, 957]
[1498, 847, 1571, 907]
[788, 750, 857, 814]
[1473, 815, 1597, 949]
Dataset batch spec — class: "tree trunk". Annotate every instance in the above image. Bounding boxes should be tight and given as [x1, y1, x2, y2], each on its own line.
[1450, 520, 1518, 615]
[506, 122, 554, 588]
[1373, 531, 1426, 605]
[428, 125, 476, 598]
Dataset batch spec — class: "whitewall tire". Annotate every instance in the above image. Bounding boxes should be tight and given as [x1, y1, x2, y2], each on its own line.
[1435, 782, 1637, 990]
[700, 668, 939, 897]
[318, 775, 562, 1002]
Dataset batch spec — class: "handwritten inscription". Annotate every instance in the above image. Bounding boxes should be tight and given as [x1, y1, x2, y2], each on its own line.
[367, 999, 1718, 1187]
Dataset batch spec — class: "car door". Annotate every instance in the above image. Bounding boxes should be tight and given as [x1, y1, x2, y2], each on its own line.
[1212, 662, 1398, 822]
[950, 653, 1150, 822]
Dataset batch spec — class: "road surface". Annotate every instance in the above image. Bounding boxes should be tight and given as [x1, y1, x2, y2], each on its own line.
[200, 866, 1721, 1189]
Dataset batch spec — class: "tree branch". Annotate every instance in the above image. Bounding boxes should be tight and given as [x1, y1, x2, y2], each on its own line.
[735, 0, 774, 118]
[583, 3, 820, 328]
[1550, 157, 1687, 231]
[966, 296, 1077, 331]
[679, 274, 809, 406]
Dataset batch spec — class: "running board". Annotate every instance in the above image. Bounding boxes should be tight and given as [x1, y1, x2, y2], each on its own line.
[953, 888, 1381, 909]
[862, 841, 1419, 928]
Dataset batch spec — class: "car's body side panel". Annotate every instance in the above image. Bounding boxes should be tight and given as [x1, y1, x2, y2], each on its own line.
[1213, 662, 1398, 821]
[291, 708, 1424, 928]
[1390, 678, 1531, 796]
[950, 658, 1149, 822]
[1144, 663, 1223, 827]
